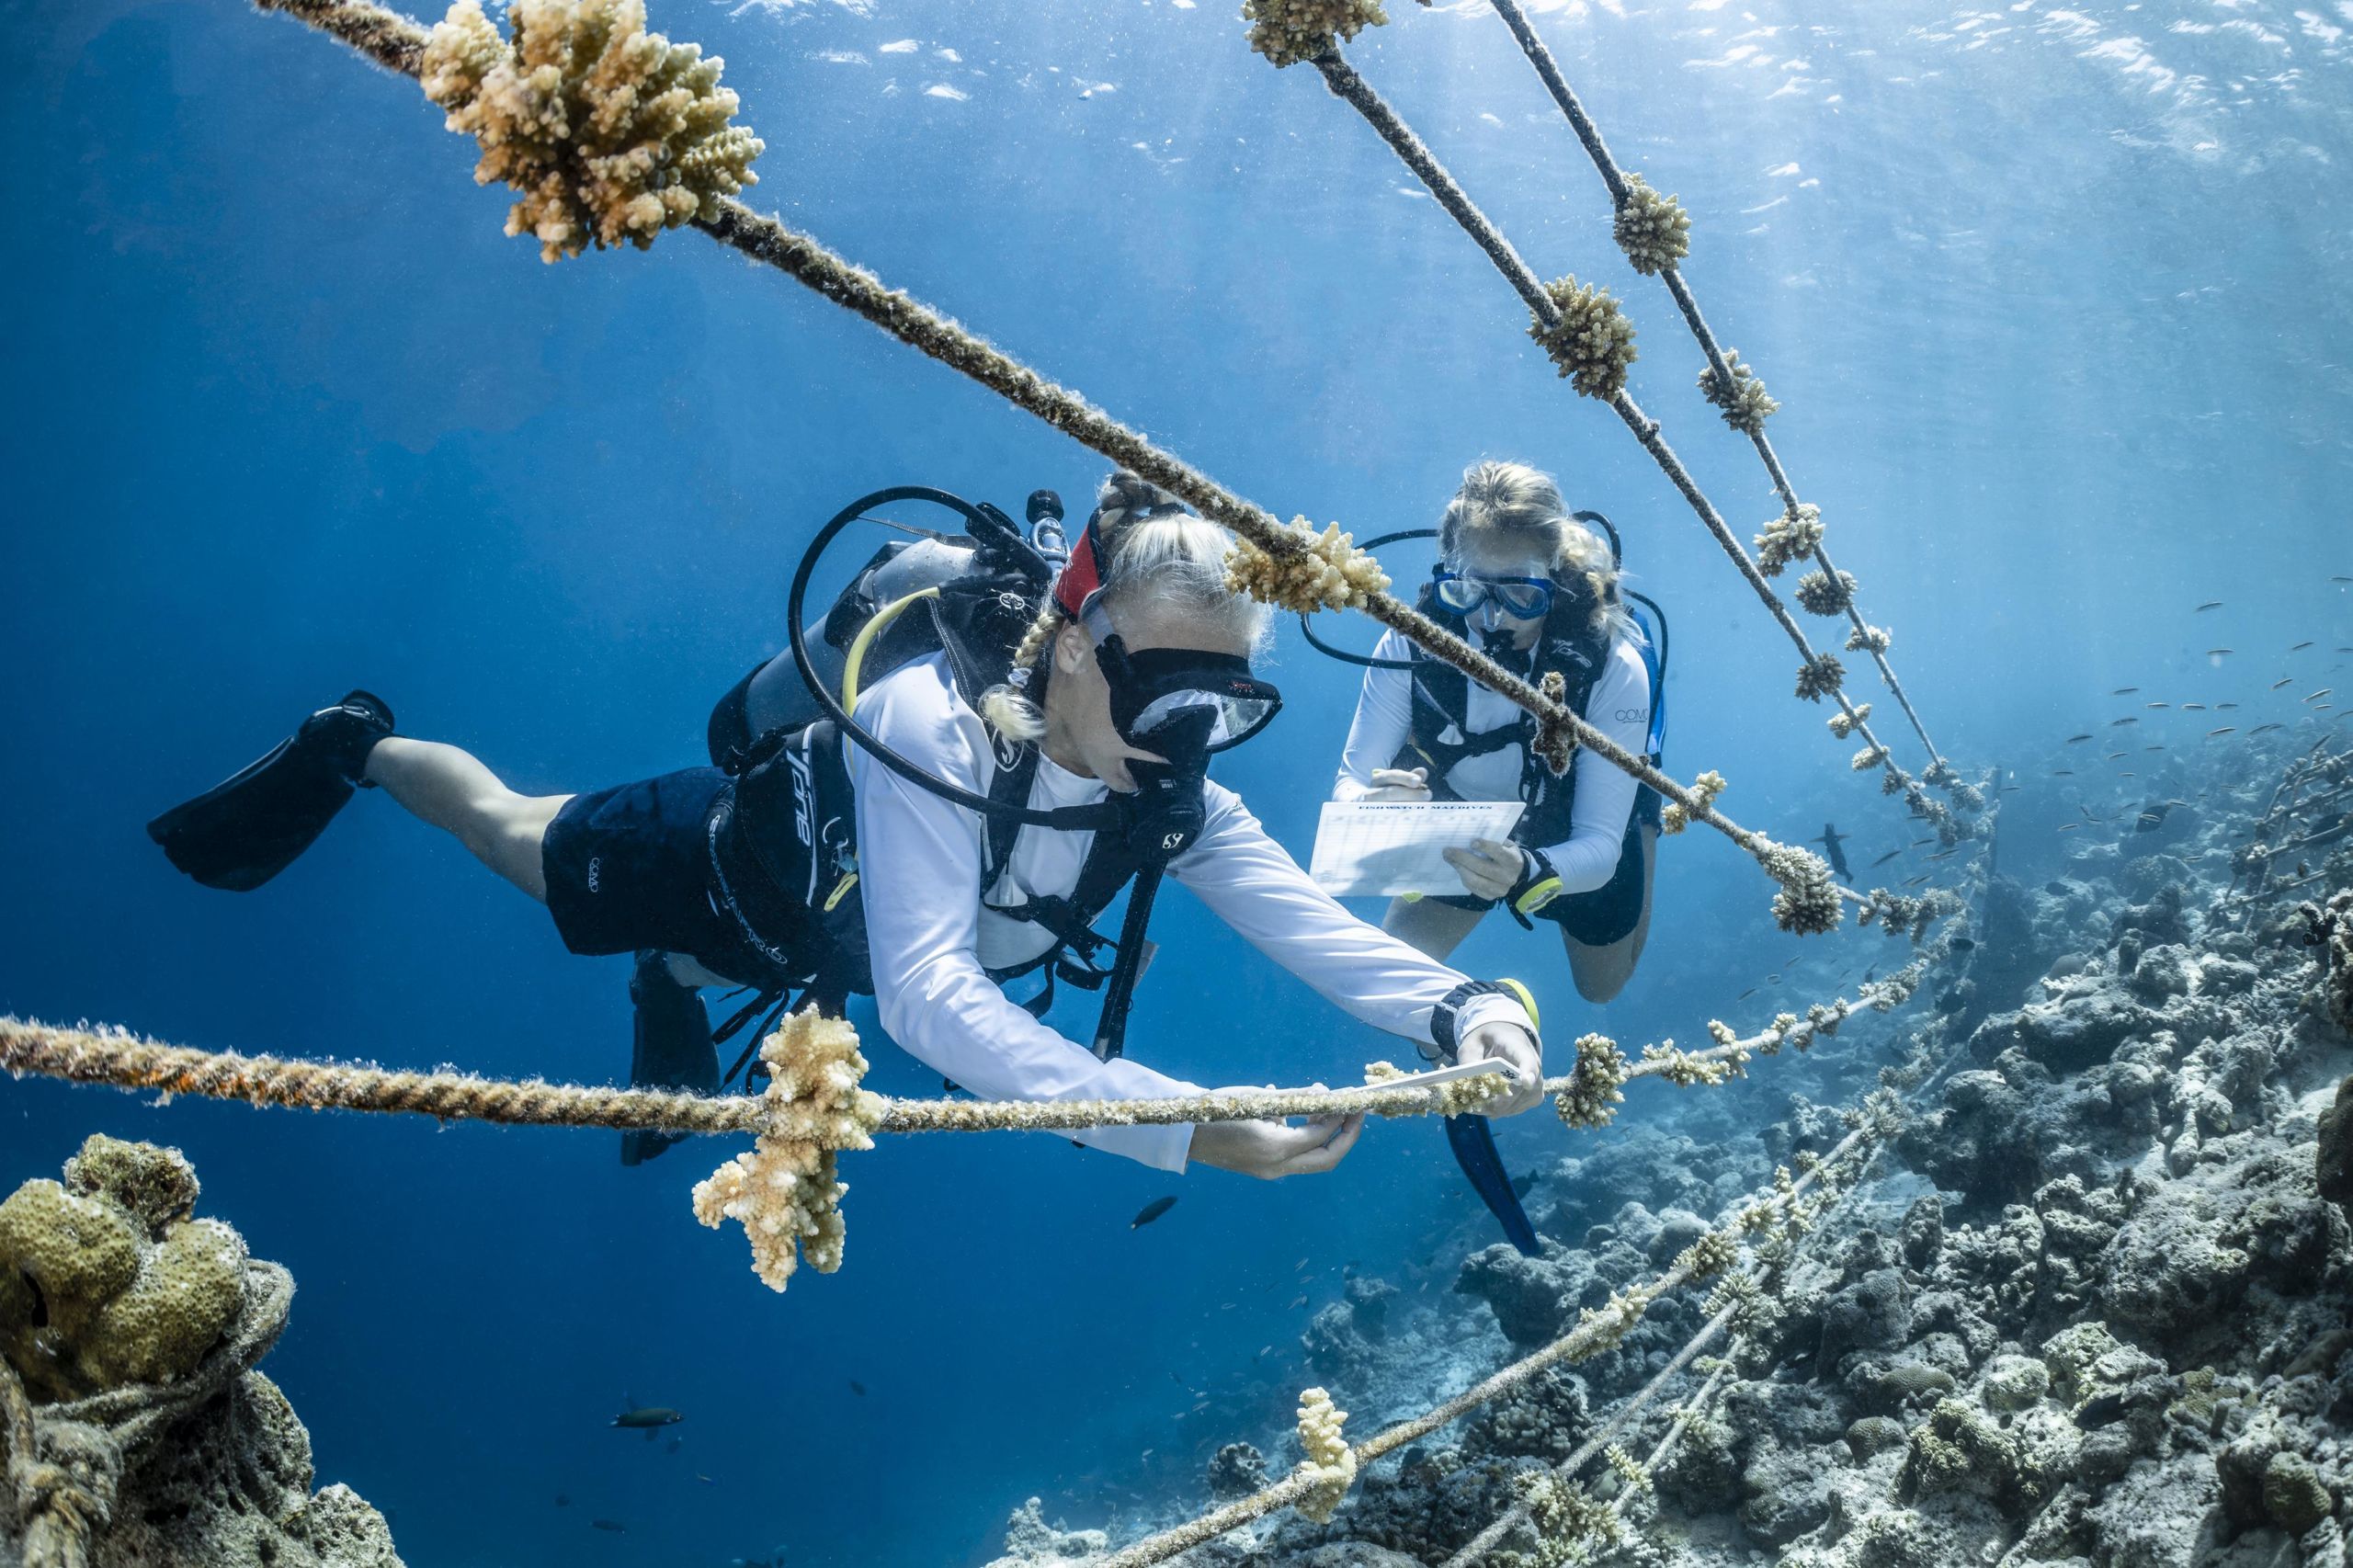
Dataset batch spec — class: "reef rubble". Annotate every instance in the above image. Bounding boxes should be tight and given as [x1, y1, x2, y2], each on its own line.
[984, 736, 2353, 1567]
[0, 1135, 402, 1568]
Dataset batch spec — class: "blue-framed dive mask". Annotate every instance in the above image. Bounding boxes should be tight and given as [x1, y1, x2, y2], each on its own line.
[1432, 569, 1554, 621]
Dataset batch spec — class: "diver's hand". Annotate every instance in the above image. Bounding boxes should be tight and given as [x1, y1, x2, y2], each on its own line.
[1459, 1023, 1544, 1117]
[1188, 1114, 1365, 1178]
[1361, 767, 1432, 803]
[1443, 838, 1528, 902]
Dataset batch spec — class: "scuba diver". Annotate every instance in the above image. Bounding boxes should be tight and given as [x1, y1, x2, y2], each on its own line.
[1330, 460, 1665, 998]
[148, 472, 1545, 1187]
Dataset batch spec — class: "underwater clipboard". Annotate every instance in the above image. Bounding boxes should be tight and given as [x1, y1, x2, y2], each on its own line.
[1308, 800, 1528, 898]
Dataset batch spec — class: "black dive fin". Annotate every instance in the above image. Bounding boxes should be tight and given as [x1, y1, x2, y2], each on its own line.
[146, 691, 394, 892]
[621, 952, 720, 1167]
[1445, 1114, 1541, 1256]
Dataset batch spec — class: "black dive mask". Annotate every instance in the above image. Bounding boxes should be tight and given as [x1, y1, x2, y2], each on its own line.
[1096, 640, 1283, 754]
[1120, 704, 1217, 862]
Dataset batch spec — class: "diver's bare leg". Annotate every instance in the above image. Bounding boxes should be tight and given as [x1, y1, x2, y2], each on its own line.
[1563, 825, 1659, 1003]
[362, 738, 569, 902]
[1381, 895, 1488, 962]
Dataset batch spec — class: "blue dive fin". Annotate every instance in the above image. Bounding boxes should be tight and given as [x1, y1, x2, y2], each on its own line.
[1445, 1114, 1540, 1256]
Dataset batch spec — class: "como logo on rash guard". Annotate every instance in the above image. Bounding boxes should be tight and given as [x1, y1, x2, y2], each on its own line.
[1613, 706, 1652, 724]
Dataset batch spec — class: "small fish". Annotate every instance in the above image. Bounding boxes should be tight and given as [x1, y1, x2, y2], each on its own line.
[1862, 967, 1877, 983]
[2135, 803, 2174, 832]
[2290, 641, 2314, 652]
[2250, 722, 2284, 734]
[2194, 600, 2222, 611]
[2272, 677, 2294, 690]
[2207, 726, 2236, 736]
[1927, 848, 1958, 860]
[2334, 576, 2353, 584]
[1131, 1196, 1178, 1230]
[592, 1520, 628, 1534]
[2206, 650, 2232, 658]
[1904, 873, 1932, 885]
[849, 1381, 867, 1397]
[2144, 745, 2166, 752]
[1737, 986, 1757, 1000]
[2112, 687, 2140, 695]
[2058, 823, 2080, 833]
[1910, 837, 1938, 846]
[2045, 880, 2071, 895]
[2110, 717, 2139, 727]
[1949, 937, 1976, 951]
[1289, 1294, 1309, 1310]
[697, 1474, 713, 1485]
[1870, 849, 1903, 867]
[2218, 702, 2240, 710]
[2119, 772, 2137, 778]
[1767, 972, 1784, 985]
[2183, 703, 2207, 710]
[2144, 702, 2168, 710]
[612, 1407, 684, 1432]
[2106, 752, 2128, 761]
[2052, 768, 2075, 777]
[2067, 733, 2094, 744]
[2305, 688, 2334, 701]
[1934, 989, 1965, 1014]
[1813, 823, 1853, 883]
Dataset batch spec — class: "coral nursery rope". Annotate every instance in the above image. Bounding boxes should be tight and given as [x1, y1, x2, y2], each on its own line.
[1481, 0, 1948, 775]
[1307, 48, 1928, 812]
[239, 0, 1859, 922]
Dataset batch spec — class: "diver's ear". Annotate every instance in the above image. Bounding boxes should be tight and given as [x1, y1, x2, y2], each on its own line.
[1052, 620, 1092, 677]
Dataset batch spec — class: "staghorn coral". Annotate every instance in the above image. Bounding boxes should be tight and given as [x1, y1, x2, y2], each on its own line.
[1752, 504, 1824, 575]
[1517, 1471, 1621, 1562]
[1827, 701, 1872, 740]
[692, 1008, 883, 1292]
[1846, 622, 1893, 655]
[419, 0, 763, 263]
[1529, 277, 1638, 401]
[1794, 569, 1856, 617]
[1643, 1040, 1738, 1088]
[1755, 839, 1843, 935]
[1793, 653, 1845, 703]
[1659, 769, 1727, 836]
[1850, 744, 1890, 773]
[1224, 517, 1390, 614]
[1612, 174, 1690, 277]
[1554, 1033, 1631, 1129]
[1243, 0, 1387, 67]
[1697, 348, 1777, 435]
[1674, 1228, 1740, 1281]
[1294, 1387, 1357, 1524]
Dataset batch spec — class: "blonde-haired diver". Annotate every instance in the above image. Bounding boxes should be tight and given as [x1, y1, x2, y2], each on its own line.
[149, 473, 1545, 1197]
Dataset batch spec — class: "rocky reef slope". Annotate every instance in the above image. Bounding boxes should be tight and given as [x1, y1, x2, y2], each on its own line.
[0, 1135, 402, 1568]
[988, 740, 2353, 1567]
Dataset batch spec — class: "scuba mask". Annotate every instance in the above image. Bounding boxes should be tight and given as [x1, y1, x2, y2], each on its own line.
[1092, 641, 1280, 863]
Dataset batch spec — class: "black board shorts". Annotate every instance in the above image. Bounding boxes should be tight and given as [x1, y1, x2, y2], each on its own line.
[542, 768, 741, 964]
[1429, 803, 1655, 948]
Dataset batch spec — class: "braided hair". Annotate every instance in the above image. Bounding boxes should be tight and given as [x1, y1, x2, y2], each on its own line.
[978, 472, 1265, 743]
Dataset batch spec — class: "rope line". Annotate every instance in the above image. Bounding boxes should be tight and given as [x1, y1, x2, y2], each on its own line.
[1482, 0, 1950, 777]
[1307, 47, 1946, 828]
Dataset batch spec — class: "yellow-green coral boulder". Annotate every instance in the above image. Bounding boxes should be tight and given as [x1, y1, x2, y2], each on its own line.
[0, 1135, 246, 1402]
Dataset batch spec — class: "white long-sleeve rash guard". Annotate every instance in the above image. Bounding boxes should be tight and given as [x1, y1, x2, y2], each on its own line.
[843, 653, 1539, 1173]
[1333, 630, 1654, 896]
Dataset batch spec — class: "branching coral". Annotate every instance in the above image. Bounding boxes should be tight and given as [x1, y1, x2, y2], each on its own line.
[1851, 744, 1890, 772]
[419, 0, 763, 264]
[1294, 1387, 1357, 1524]
[1673, 1228, 1740, 1281]
[1697, 349, 1778, 435]
[1611, 174, 1690, 277]
[1529, 277, 1638, 401]
[1793, 653, 1845, 703]
[1516, 1471, 1622, 1562]
[1659, 769, 1726, 835]
[1553, 1033, 1631, 1129]
[1224, 517, 1389, 614]
[692, 1008, 882, 1292]
[1366, 1060, 1506, 1117]
[1755, 838, 1843, 935]
[1243, 0, 1386, 67]
[1752, 504, 1823, 576]
[1846, 623, 1893, 654]
[1827, 702, 1871, 739]
[1795, 569, 1856, 617]
[1643, 1040, 1738, 1088]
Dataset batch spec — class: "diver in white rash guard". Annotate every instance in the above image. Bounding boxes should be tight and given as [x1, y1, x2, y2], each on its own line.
[1331, 460, 1664, 1004]
[146, 472, 1544, 1186]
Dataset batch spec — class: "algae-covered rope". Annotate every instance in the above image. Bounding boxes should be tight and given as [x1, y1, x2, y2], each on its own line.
[1480, 0, 1949, 777]
[1308, 49, 1919, 811]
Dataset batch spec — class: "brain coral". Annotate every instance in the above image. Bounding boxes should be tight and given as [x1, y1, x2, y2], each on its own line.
[0, 1135, 247, 1403]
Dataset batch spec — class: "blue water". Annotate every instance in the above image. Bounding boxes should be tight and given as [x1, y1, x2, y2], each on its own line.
[4, 0, 2349, 1562]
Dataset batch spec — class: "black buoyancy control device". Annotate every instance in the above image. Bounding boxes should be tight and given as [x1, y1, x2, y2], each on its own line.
[702, 484, 1208, 1065]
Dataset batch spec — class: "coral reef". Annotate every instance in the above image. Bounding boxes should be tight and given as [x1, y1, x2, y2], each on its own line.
[975, 734, 2353, 1568]
[1612, 175, 1691, 278]
[419, 0, 762, 263]
[0, 1137, 402, 1568]
[1224, 518, 1392, 615]
[1528, 278, 1638, 402]
[1794, 569, 1857, 618]
[1295, 1389, 1357, 1525]
[1552, 1034, 1631, 1131]
[1752, 504, 1824, 576]
[1827, 702, 1871, 739]
[1793, 653, 1845, 703]
[692, 1008, 883, 1291]
[1243, 0, 1388, 68]
[1658, 770, 1726, 837]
